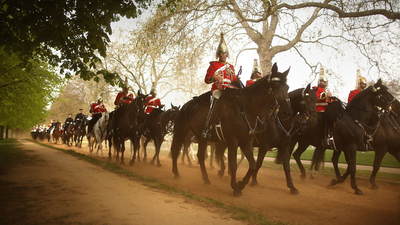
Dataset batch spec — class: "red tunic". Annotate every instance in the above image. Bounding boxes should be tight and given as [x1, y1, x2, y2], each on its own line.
[348, 89, 361, 103]
[145, 96, 161, 114]
[313, 86, 330, 112]
[114, 92, 134, 105]
[91, 103, 106, 114]
[204, 61, 236, 92]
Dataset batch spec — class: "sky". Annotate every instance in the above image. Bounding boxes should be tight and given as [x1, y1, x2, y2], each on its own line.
[111, 16, 382, 106]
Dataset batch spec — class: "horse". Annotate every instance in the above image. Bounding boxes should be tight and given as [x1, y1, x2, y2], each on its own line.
[112, 90, 147, 165]
[63, 122, 75, 147]
[170, 62, 292, 196]
[50, 123, 62, 144]
[74, 116, 87, 148]
[309, 79, 394, 195]
[139, 104, 180, 166]
[244, 84, 318, 194]
[88, 111, 110, 157]
[106, 111, 114, 159]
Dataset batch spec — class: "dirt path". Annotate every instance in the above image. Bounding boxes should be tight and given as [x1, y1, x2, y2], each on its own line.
[1, 140, 246, 225]
[3, 139, 400, 225]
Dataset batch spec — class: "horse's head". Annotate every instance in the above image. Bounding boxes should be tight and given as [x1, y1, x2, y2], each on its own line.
[289, 83, 318, 127]
[136, 90, 148, 117]
[371, 79, 396, 111]
[267, 63, 292, 120]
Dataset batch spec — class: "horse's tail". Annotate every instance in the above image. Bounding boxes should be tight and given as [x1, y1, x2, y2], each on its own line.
[310, 147, 325, 170]
[274, 148, 283, 164]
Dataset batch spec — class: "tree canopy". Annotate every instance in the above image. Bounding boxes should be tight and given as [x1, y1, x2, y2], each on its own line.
[144, 0, 400, 100]
[0, 49, 64, 129]
[0, 0, 179, 84]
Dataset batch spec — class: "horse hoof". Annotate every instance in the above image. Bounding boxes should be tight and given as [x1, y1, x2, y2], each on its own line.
[217, 170, 224, 178]
[233, 190, 242, 197]
[210, 166, 215, 170]
[157, 164, 162, 167]
[300, 174, 306, 181]
[237, 181, 246, 190]
[150, 160, 155, 165]
[355, 190, 365, 196]
[371, 185, 378, 190]
[173, 175, 180, 180]
[309, 175, 315, 180]
[250, 181, 258, 187]
[330, 179, 339, 186]
[290, 189, 300, 195]
[129, 160, 135, 166]
[120, 161, 125, 165]
[203, 180, 211, 185]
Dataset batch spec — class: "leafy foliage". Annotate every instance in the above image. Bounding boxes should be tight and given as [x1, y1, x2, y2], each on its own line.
[0, 0, 179, 83]
[0, 49, 64, 129]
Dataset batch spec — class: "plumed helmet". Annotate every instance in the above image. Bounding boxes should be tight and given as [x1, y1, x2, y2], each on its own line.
[124, 77, 129, 88]
[359, 76, 367, 84]
[251, 59, 262, 79]
[318, 67, 328, 82]
[215, 32, 229, 59]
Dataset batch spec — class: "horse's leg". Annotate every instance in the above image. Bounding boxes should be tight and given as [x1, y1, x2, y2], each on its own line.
[331, 150, 342, 182]
[251, 145, 268, 186]
[143, 138, 150, 163]
[197, 140, 210, 184]
[281, 141, 299, 195]
[215, 143, 226, 178]
[151, 137, 162, 167]
[120, 141, 125, 165]
[292, 141, 309, 181]
[369, 148, 387, 190]
[345, 146, 364, 195]
[237, 142, 256, 191]
[227, 144, 240, 196]
[209, 143, 215, 169]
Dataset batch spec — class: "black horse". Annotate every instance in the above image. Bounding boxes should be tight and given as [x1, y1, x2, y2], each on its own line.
[245, 84, 318, 195]
[171, 63, 292, 196]
[368, 97, 400, 189]
[74, 116, 87, 148]
[112, 90, 147, 165]
[139, 104, 180, 166]
[309, 79, 394, 195]
[180, 130, 217, 168]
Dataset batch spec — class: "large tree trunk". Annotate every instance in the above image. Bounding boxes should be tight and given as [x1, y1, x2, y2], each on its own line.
[0, 125, 4, 140]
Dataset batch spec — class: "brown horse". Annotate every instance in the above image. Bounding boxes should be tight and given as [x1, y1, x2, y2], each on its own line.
[171, 63, 292, 196]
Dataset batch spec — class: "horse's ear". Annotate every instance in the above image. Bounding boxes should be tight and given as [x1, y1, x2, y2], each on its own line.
[137, 90, 141, 95]
[306, 83, 311, 91]
[283, 66, 291, 77]
[170, 103, 173, 108]
[376, 78, 382, 86]
[271, 63, 278, 74]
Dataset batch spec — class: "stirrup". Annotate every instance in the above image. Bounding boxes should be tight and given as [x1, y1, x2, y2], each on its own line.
[202, 128, 211, 139]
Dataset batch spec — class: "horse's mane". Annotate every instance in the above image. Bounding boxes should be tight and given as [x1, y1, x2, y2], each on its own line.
[288, 88, 303, 99]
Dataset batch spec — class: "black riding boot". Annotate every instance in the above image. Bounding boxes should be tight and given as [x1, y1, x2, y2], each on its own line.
[322, 120, 332, 148]
[202, 97, 218, 138]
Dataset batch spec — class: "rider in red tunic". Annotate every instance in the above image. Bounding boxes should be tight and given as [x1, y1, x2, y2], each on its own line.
[114, 77, 134, 108]
[312, 68, 333, 147]
[145, 89, 162, 114]
[202, 33, 236, 138]
[87, 99, 106, 138]
[246, 59, 262, 87]
[348, 74, 367, 103]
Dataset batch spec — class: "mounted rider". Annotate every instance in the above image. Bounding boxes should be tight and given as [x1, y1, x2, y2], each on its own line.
[348, 69, 367, 103]
[63, 114, 74, 134]
[246, 59, 262, 87]
[87, 98, 106, 139]
[145, 88, 163, 114]
[202, 32, 236, 138]
[114, 77, 134, 109]
[74, 109, 85, 127]
[312, 67, 334, 147]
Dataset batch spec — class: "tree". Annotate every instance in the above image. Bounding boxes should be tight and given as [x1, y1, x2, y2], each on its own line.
[0, 49, 64, 130]
[0, 0, 179, 83]
[46, 75, 115, 123]
[100, 15, 209, 103]
[147, 0, 400, 91]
